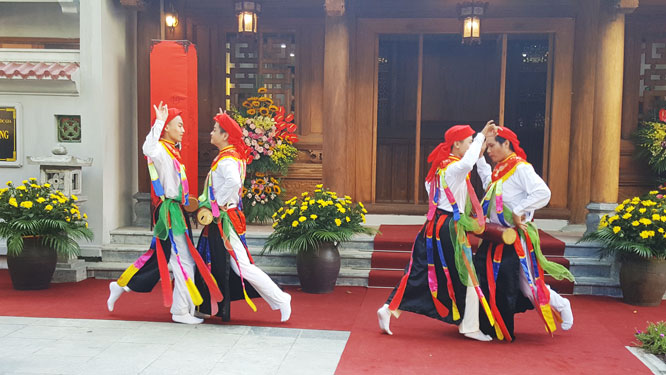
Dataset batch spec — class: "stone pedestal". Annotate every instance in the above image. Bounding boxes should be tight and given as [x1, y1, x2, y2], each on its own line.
[586, 202, 618, 234]
[51, 253, 87, 283]
[132, 192, 151, 227]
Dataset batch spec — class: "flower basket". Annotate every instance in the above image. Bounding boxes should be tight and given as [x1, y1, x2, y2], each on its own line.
[231, 87, 299, 223]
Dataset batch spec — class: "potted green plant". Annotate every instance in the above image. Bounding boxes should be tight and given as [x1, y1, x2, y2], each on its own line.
[0, 179, 93, 290]
[634, 321, 666, 366]
[263, 185, 375, 293]
[582, 188, 666, 306]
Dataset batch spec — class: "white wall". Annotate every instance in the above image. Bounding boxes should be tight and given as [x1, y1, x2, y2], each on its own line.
[0, 0, 137, 257]
[0, 2, 79, 39]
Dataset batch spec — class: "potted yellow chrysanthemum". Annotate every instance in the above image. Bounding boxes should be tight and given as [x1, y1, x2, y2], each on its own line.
[582, 187, 666, 306]
[263, 185, 375, 293]
[0, 179, 93, 290]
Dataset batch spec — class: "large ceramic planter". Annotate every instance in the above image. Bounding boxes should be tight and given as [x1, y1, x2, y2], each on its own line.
[7, 237, 57, 290]
[619, 255, 666, 306]
[296, 242, 340, 294]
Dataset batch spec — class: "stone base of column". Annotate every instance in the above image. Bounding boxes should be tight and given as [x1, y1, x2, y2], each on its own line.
[52, 253, 87, 283]
[132, 192, 151, 228]
[586, 202, 618, 234]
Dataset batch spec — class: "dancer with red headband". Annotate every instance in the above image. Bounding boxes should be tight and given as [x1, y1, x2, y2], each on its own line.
[107, 102, 223, 325]
[195, 109, 292, 322]
[377, 120, 498, 341]
[474, 127, 575, 341]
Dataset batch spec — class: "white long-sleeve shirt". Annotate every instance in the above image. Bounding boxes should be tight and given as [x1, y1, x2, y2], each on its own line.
[142, 119, 182, 200]
[425, 133, 485, 213]
[476, 156, 551, 223]
[212, 157, 244, 209]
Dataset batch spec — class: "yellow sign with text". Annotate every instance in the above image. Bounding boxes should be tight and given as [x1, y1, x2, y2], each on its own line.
[0, 107, 17, 162]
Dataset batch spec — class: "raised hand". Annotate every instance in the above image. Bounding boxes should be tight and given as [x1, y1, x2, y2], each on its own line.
[153, 101, 168, 122]
[481, 120, 497, 138]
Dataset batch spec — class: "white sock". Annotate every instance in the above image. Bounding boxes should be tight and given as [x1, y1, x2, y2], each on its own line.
[172, 313, 204, 325]
[463, 331, 493, 342]
[107, 282, 126, 312]
[377, 304, 393, 335]
[280, 294, 292, 322]
[559, 299, 574, 331]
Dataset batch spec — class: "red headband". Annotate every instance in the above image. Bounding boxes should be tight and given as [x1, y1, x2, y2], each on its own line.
[496, 127, 527, 160]
[161, 108, 183, 137]
[214, 113, 252, 163]
[425, 125, 475, 182]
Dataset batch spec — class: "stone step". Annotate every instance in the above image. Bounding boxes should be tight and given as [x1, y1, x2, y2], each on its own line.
[86, 261, 368, 287]
[573, 276, 622, 298]
[567, 257, 616, 279]
[99, 244, 371, 269]
[564, 241, 604, 258]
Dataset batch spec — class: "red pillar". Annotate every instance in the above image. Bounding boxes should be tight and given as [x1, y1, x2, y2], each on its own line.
[149, 40, 199, 196]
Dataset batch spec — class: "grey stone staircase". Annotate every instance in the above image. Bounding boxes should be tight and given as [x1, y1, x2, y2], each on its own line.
[563, 240, 622, 298]
[84, 227, 374, 287]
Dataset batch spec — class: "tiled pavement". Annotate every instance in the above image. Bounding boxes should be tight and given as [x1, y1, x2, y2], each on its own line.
[0, 317, 349, 375]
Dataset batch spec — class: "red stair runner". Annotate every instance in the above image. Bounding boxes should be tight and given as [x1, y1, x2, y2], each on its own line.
[370, 224, 573, 294]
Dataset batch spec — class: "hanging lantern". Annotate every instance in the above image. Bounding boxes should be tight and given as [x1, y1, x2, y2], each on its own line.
[235, 1, 262, 34]
[457, 2, 488, 45]
[164, 2, 178, 32]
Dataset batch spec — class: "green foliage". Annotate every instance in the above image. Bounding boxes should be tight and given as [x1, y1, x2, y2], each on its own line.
[634, 121, 666, 175]
[580, 187, 666, 260]
[0, 179, 93, 256]
[634, 321, 666, 357]
[263, 186, 376, 254]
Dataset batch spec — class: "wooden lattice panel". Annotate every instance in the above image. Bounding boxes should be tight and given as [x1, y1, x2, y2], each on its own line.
[640, 37, 666, 114]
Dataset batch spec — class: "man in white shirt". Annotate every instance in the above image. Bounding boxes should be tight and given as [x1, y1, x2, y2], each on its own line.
[378, 121, 497, 341]
[195, 111, 291, 322]
[107, 102, 222, 325]
[474, 126, 574, 341]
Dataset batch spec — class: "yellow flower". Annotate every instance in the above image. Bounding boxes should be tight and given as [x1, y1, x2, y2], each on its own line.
[259, 108, 270, 116]
[258, 87, 267, 94]
[615, 204, 625, 212]
[242, 101, 252, 108]
[650, 190, 659, 195]
[640, 230, 649, 239]
[652, 214, 660, 221]
[362, 208, 368, 214]
[6, 181, 11, 186]
[608, 215, 619, 223]
[310, 214, 317, 220]
[85, 222, 89, 228]
[36, 197, 46, 203]
[269, 105, 279, 112]
[316, 184, 323, 189]
[272, 222, 278, 228]
[281, 214, 286, 219]
[22, 180, 27, 184]
[70, 208, 78, 214]
[622, 199, 630, 205]
[83, 213, 87, 219]
[299, 216, 307, 222]
[632, 221, 640, 227]
[314, 189, 322, 193]
[292, 220, 299, 227]
[346, 216, 351, 222]
[639, 208, 647, 214]
[301, 192, 309, 196]
[9, 197, 18, 207]
[30, 184, 39, 188]
[660, 228, 665, 233]
[359, 202, 365, 209]
[66, 217, 71, 222]
[278, 207, 284, 213]
[361, 213, 366, 223]
[622, 213, 632, 220]
[16, 186, 26, 191]
[45, 204, 53, 211]
[252, 101, 261, 107]
[44, 183, 50, 188]
[339, 207, 346, 214]
[272, 212, 278, 219]
[247, 109, 257, 116]
[626, 206, 635, 212]
[335, 218, 342, 227]
[29, 177, 36, 181]
[71, 195, 78, 201]
[612, 226, 621, 234]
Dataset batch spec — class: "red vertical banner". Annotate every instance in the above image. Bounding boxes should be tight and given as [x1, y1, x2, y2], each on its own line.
[150, 40, 199, 196]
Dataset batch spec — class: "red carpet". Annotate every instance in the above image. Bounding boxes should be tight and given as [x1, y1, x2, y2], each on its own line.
[0, 270, 663, 374]
[371, 224, 573, 293]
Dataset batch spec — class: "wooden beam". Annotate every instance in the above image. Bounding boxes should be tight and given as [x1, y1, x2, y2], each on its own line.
[499, 34, 507, 127]
[325, 0, 345, 16]
[414, 34, 424, 205]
